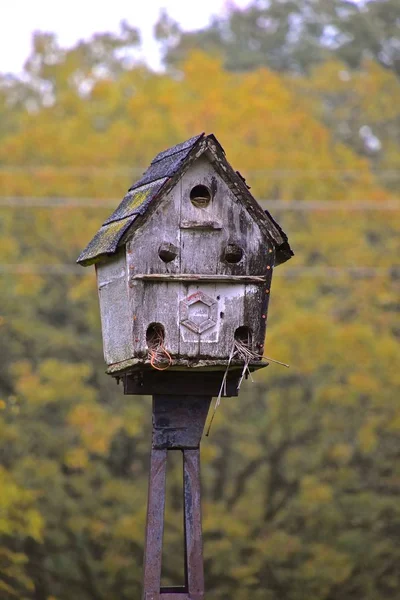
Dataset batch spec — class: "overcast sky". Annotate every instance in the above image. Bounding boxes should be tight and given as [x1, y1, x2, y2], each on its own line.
[0, 0, 252, 74]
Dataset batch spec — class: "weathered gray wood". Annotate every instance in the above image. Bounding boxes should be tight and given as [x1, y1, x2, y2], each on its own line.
[200, 283, 244, 358]
[106, 357, 267, 374]
[180, 220, 222, 230]
[130, 280, 180, 357]
[126, 189, 181, 358]
[179, 157, 218, 228]
[96, 249, 133, 365]
[179, 157, 222, 281]
[180, 230, 221, 276]
[130, 274, 266, 284]
[178, 283, 202, 358]
[142, 448, 167, 600]
[179, 153, 268, 276]
[96, 149, 276, 371]
[183, 449, 205, 598]
[126, 188, 181, 276]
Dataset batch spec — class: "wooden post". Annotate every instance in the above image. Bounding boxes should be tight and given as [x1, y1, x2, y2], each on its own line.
[142, 396, 211, 600]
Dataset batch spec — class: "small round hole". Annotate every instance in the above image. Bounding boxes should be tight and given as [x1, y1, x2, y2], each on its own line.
[224, 244, 244, 264]
[158, 242, 178, 263]
[235, 326, 252, 347]
[190, 184, 211, 208]
[146, 323, 165, 349]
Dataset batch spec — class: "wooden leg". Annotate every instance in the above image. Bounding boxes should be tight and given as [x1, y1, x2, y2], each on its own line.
[143, 448, 167, 600]
[183, 449, 205, 600]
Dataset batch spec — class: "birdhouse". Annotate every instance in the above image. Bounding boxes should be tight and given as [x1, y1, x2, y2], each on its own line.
[77, 133, 293, 394]
[78, 133, 294, 598]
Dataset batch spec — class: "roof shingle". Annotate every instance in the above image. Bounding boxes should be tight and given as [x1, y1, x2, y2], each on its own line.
[77, 134, 205, 265]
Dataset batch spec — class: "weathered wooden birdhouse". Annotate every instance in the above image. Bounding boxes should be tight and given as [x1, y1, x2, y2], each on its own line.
[78, 133, 293, 598]
[77, 133, 293, 394]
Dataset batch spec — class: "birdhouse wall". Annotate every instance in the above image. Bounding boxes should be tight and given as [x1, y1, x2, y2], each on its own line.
[96, 249, 133, 365]
[179, 155, 270, 276]
[125, 153, 274, 363]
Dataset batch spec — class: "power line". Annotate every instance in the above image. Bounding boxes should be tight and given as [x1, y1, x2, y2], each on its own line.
[0, 265, 394, 278]
[0, 197, 399, 211]
[0, 166, 399, 176]
[0, 166, 143, 175]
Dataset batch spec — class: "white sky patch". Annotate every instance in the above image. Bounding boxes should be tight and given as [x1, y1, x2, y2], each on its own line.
[0, 0, 252, 75]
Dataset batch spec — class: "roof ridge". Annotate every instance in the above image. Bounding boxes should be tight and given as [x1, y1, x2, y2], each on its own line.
[150, 133, 205, 165]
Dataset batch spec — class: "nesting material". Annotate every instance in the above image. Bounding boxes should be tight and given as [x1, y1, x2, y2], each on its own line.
[206, 338, 289, 436]
[206, 344, 235, 436]
[147, 327, 173, 370]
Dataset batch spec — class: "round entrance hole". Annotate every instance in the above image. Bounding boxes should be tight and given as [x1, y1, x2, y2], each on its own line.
[146, 323, 165, 349]
[190, 184, 211, 208]
[234, 326, 252, 347]
[158, 241, 178, 263]
[224, 243, 244, 264]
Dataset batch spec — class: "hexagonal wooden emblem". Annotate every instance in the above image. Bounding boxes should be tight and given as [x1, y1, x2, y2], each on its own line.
[179, 291, 218, 334]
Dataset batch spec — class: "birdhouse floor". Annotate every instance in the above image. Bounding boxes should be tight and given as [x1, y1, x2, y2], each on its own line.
[106, 357, 268, 375]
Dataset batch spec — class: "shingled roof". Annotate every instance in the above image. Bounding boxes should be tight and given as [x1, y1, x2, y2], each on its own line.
[77, 133, 293, 266]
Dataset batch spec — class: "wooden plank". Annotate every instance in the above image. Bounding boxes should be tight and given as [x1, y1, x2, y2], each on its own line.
[126, 188, 181, 275]
[160, 594, 189, 599]
[130, 274, 266, 283]
[179, 155, 218, 228]
[200, 283, 246, 358]
[180, 220, 222, 230]
[96, 250, 133, 365]
[180, 229, 220, 275]
[131, 281, 180, 356]
[183, 450, 205, 599]
[142, 448, 167, 600]
[124, 370, 239, 397]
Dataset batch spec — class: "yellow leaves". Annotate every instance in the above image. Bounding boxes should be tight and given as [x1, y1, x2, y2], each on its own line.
[329, 443, 353, 465]
[200, 442, 219, 465]
[387, 411, 400, 433]
[64, 446, 89, 470]
[121, 403, 148, 437]
[12, 360, 95, 406]
[0, 466, 43, 541]
[68, 273, 97, 303]
[114, 514, 145, 542]
[68, 403, 122, 455]
[0, 37, 398, 600]
[0, 235, 19, 260]
[14, 273, 45, 297]
[203, 503, 249, 539]
[258, 530, 302, 561]
[357, 417, 382, 454]
[1, 50, 387, 205]
[66, 514, 88, 535]
[22, 508, 44, 541]
[0, 548, 34, 598]
[301, 544, 352, 586]
[300, 476, 333, 509]
[348, 372, 380, 395]
[230, 563, 258, 586]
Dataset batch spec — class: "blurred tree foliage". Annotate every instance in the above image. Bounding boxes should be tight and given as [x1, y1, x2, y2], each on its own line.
[157, 0, 400, 191]
[289, 59, 400, 192]
[0, 20, 399, 600]
[157, 0, 400, 76]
